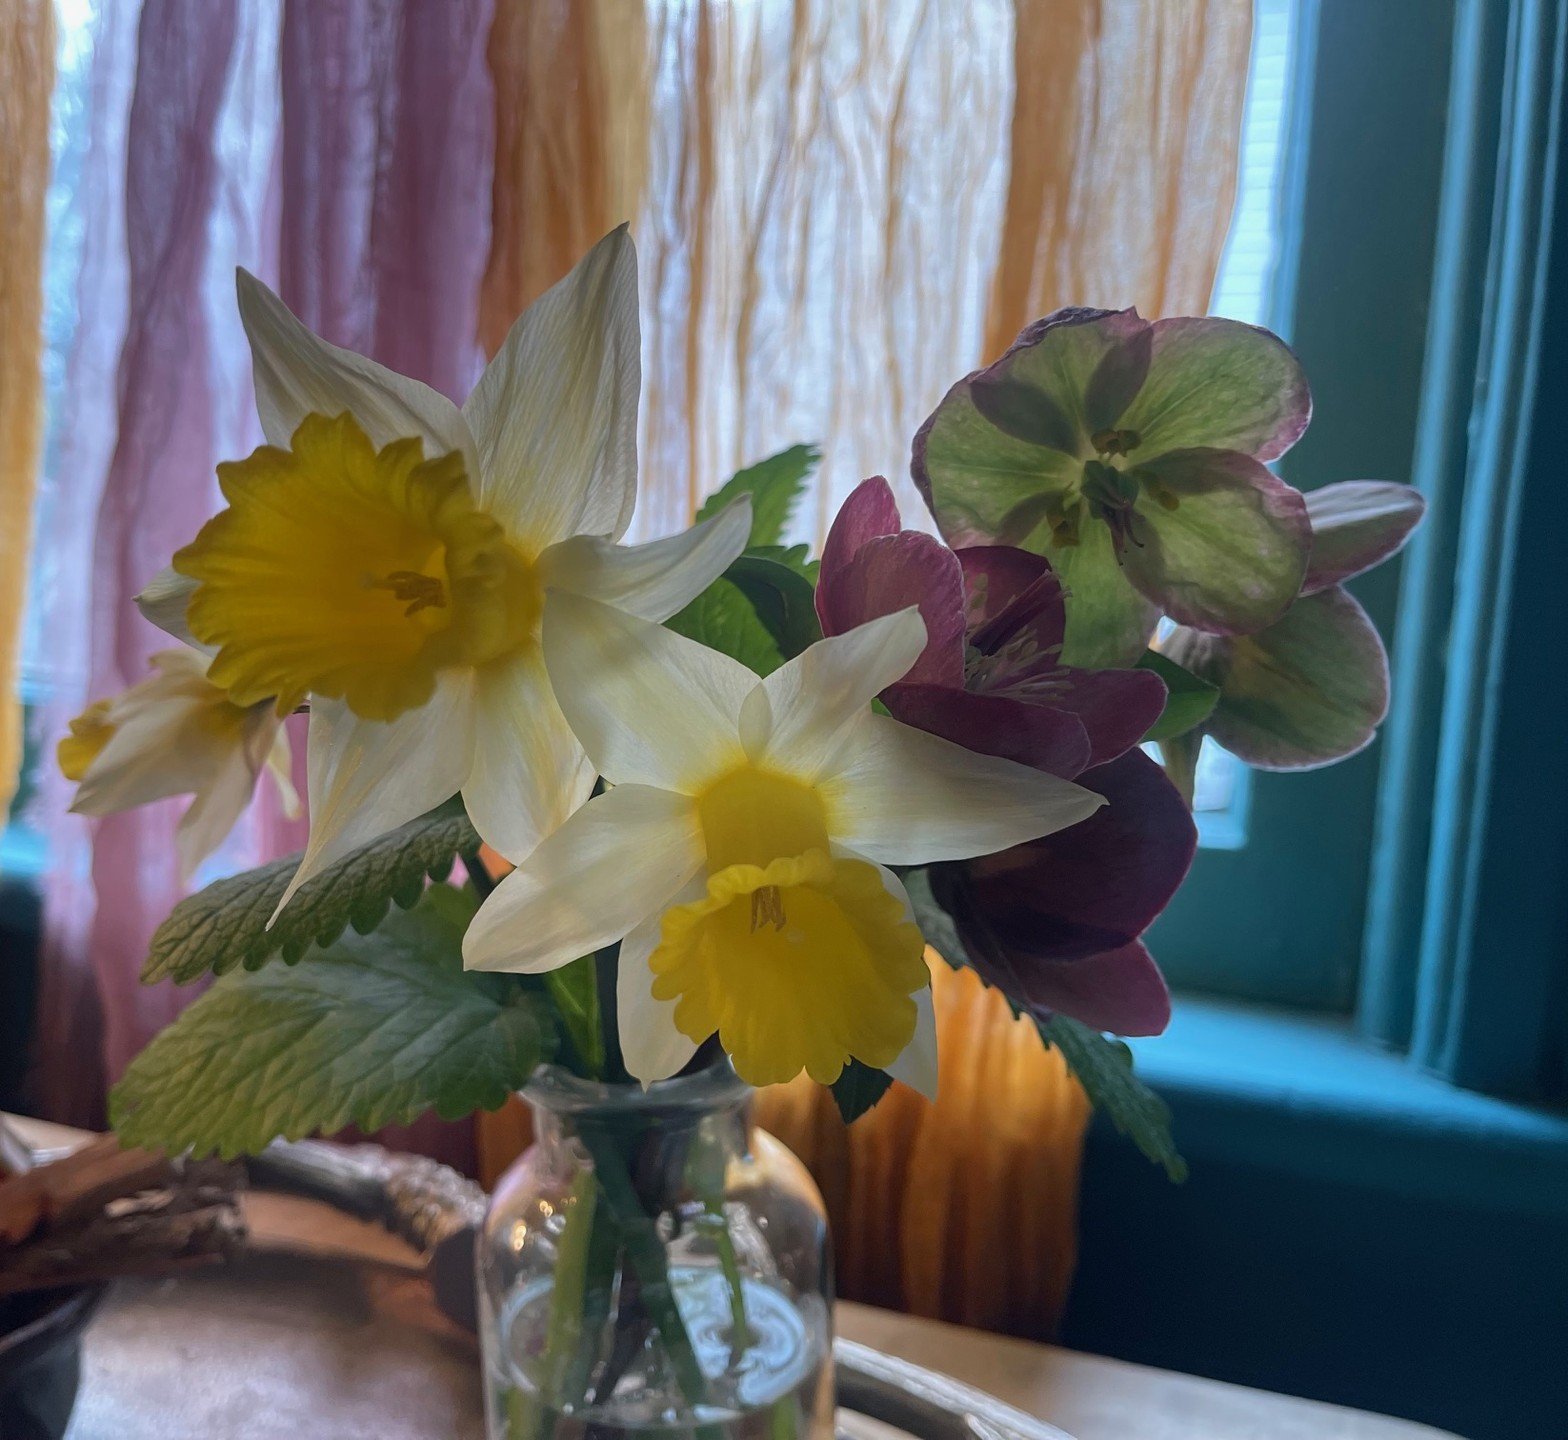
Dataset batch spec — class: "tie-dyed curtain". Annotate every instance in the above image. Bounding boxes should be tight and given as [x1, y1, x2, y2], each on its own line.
[12, 0, 1250, 1180]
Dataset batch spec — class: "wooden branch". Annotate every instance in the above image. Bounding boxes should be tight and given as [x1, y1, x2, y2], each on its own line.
[0, 1136, 245, 1298]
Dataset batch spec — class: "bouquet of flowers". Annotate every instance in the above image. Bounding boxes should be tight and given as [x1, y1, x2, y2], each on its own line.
[59, 227, 1422, 1433]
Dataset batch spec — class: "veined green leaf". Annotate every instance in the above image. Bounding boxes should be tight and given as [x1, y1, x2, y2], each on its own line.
[1036, 1015, 1187, 1182]
[725, 553, 822, 662]
[1137, 650, 1220, 742]
[666, 575, 785, 675]
[112, 886, 555, 1159]
[696, 444, 821, 547]
[142, 796, 479, 984]
[830, 1060, 894, 1123]
[746, 542, 819, 584]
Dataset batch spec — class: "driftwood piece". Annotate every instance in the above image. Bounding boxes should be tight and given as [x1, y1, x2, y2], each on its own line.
[0, 1135, 176, 1246]
[0, 1136, 245, 1298]
[247, 1139, 485, 1330]
[0, 1116, 33, 1181]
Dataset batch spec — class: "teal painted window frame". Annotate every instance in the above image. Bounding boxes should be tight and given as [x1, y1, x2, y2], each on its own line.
[1151, 0, 1460, 1010]
[1159, 0, 1568, 1112]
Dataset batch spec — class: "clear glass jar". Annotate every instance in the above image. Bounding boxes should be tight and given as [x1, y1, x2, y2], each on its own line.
[478, 1064, 834, 1440]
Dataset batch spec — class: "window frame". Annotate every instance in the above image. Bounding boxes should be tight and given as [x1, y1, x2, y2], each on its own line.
[1150, 0, 1461, 1010]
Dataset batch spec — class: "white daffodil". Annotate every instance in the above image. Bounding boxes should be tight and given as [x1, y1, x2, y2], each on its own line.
[137, 228, 750, 914]
[59, 647, 299, 880]
[463, 594, 1104, 1091]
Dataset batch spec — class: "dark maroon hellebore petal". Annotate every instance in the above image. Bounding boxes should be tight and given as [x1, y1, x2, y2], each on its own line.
[931, 749, 1196, 1036]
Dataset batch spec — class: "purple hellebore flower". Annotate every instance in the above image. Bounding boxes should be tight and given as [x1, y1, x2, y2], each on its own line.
[818, 476, 1197, 1037]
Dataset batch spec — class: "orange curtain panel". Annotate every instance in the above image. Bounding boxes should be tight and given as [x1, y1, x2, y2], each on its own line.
[0, 0, 54, 823]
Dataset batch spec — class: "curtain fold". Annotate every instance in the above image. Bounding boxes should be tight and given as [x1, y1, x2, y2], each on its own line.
[272, 0, 496, 1169]
[81, 0, 244, 1083]
[480, 0, 650, 358]
[0, 1, 55, 823]
[986, 0, 1253, 353]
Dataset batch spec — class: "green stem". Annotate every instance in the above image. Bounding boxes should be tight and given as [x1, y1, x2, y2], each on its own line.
[544, 955, 605, 1080]
[543, 1169, 599, 1405]
[578, 1126, 723, 1440]
[705, 1204, 753, 1356]
[593, 945, 628, 1083]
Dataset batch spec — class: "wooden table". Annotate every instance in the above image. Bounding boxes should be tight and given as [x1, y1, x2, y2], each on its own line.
[7, 1119, 1457, 1439]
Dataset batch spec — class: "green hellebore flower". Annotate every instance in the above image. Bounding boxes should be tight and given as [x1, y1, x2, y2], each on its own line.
[913, 307, 1314, 667]
[1162, 480, 1426, 770]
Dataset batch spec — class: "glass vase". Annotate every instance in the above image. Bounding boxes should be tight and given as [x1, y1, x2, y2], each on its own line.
[478, 1064, 835, 1440]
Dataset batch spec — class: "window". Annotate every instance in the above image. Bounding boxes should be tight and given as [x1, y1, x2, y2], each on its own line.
[1149, 0, 1460, 1010]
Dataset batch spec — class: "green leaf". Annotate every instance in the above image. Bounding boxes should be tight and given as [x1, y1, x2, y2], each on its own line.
[905, 867, 1184, 1181]
[745, 542, 819, 584]
[142, 797, 480, 984]
[725, 554, 822, 662]
[1037, 1015, 1187, 1182]
[1137, 650, 1219, 742]
[696, 444, 820, 547]
[666, 576, 785, 676]
[111, 886, 555, 1158]
[830, 1060, 894, 1124]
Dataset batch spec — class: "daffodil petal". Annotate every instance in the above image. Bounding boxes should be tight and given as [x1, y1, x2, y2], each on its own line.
[886, 974, 937, 1100]
[543, 591, 751, 791]
[749, 608, 927, 778]
[70, 694, 228, 814]
[822, 711, 1104, 864]
[462, 783, 703, 974]
[175, 729, 267, 880]
[463, 650, 595, 864]
[617, 888, 704, 1086]
[463, 226, 640, 550]
[236, 269, 477, 473]
[264, 723, 301, 820]
[134, 567, 205, 651]
[537, 496, 752, 622]
[274, 673, 477, 920]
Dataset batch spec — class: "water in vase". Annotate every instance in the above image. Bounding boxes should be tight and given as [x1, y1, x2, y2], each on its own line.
[486, 1265, 833, 1440]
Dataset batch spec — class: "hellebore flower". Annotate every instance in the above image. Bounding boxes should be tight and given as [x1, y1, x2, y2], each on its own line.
[140, 229, 749, 913]
[1164, 481, 1426, 769]
[913, 308, 1313, 667]
[462, 595, 1103, 1089]
[931, 748, 1196, 1036]
[59, 646, 299, 880]
[817, 476, 1167, 780]
[817, 476, 1195, 1036]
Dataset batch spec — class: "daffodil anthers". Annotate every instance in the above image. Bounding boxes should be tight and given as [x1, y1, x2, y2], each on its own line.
[137, 228, 751, 914]
[461, 593, 1105, 1092]
[59, 646, 299, 880]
